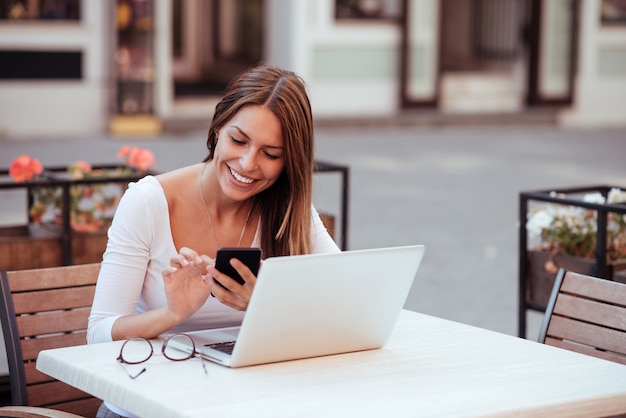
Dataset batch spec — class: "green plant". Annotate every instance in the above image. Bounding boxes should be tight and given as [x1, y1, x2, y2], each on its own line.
[526, 188, 626, 261]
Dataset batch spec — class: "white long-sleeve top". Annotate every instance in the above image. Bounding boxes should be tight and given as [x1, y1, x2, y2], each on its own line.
[87, 175, 340, 344]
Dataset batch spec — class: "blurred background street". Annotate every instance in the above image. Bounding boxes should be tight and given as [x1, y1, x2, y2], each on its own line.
[2, 121, 624, 340]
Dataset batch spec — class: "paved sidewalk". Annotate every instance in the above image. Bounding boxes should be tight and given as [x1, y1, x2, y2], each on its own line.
[1, 123, 625, 340]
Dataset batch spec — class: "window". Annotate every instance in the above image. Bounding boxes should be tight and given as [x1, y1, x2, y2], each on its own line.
[335, 0, 402, 21]
[0, 50, 82, 79]
[0, 0, 80, 20]
[601, 0, 626, 25]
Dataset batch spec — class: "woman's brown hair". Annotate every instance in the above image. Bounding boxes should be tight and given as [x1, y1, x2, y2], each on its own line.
[203, 64, 314, 257]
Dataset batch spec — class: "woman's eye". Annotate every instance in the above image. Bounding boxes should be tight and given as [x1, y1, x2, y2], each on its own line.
[264, 151, 281, 160]
[230, 136, 245, 145]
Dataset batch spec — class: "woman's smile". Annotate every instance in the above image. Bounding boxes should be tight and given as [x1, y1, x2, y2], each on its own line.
[228, 165, 255, 185]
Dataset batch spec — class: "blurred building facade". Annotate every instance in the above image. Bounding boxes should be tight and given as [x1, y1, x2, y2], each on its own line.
[0, 0, 625, 139]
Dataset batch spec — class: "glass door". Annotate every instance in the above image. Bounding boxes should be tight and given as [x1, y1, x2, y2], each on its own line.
[172, 0, 264, 97]
[110, 0, 161, 136]
[527, 0, 579, 105]
[399, 0, 440, 107]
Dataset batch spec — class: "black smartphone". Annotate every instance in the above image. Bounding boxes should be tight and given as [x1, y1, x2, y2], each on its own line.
[214, 247, 262, 285]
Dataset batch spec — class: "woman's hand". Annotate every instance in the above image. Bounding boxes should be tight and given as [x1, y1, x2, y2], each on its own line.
[162, 247, 214, 322]
[210, 259, 260, 311]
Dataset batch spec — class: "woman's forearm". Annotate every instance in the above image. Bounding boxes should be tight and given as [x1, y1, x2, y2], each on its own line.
[111, 306, 181, 340]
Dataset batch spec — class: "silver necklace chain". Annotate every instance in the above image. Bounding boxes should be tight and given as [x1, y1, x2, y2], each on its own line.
[199, 163, 252, 248]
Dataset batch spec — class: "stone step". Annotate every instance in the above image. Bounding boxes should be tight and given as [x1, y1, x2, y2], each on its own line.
[440, 72, 523, 113]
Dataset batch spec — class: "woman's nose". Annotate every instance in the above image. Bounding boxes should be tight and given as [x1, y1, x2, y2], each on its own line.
[240, 150, 258, 171]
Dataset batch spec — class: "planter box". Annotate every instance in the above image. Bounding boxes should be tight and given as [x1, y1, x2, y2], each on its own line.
[0, 224, 108, 271]
[0, 225, 63, 270]
[519, 185, 626, 338]
[0, 164, 148, 270]
[526, 250, 626, 309]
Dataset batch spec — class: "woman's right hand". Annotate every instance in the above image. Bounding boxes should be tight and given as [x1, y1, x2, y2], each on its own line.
[162, 247, 214, 323]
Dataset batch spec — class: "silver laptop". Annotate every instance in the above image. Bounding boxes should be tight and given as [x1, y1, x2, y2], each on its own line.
[169, 245, 425, 368]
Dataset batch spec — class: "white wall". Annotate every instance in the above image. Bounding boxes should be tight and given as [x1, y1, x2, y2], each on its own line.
[308, 23, 400, 117]
[264, 0, 296, 69]
[266, 0, 400, 118]
[560, 0, 626, 127]
[0, 2, 110, 139]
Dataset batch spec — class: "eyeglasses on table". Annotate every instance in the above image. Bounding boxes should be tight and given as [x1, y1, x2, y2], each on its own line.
[116, 333, 207, 379]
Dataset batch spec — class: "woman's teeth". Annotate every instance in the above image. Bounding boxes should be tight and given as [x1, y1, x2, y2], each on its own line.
[230, 167, 254, 184]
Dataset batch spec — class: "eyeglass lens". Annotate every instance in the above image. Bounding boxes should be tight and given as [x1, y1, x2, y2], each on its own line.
[162, 334, 196, 361]
[119, 337, 153, 364]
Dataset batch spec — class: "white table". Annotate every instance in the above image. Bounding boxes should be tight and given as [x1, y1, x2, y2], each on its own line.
[37, 310, 626, 418]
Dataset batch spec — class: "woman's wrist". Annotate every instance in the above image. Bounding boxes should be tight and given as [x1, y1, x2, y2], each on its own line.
[112, 306, 182, 340]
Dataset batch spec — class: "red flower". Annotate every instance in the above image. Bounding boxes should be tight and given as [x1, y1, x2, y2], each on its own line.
[9, 155, 43, 182]
[117, 146, 133, 159]
[118, 145, 156, 172]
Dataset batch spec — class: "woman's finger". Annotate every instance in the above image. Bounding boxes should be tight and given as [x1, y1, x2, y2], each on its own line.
[210, 277, 247, 311]
[178, 247, 203, 267]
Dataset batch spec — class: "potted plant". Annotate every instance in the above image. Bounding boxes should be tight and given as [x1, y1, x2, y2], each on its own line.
[1, 146, 156, 270]
[523, 187, 626, 308]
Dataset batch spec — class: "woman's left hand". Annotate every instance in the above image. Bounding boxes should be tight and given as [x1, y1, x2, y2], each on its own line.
[210, 259, 259, 311]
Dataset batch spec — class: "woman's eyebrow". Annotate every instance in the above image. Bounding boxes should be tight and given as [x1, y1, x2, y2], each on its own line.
[231, 125, 251, 140]
[231, 125, 284, 149]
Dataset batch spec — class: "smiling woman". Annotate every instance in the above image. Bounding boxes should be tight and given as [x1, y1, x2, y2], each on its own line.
[203, 66, 318, 258]
[87, 64, 341, 418]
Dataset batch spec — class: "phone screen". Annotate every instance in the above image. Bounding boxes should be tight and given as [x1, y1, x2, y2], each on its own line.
[214, 247, 262, 285]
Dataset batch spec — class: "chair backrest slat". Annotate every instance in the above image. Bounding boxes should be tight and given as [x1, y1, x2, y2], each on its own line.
[13, 286, 96, 314]
[546, 315, 626, 355]
[17, 308, 91, 341]
[21, 329, 90, 361]
[6, 264, 99, 292]
[544, 336, 626, 364]
[561, 271, 626, 305]
[0, 263, 102, 417]
[554, 293, 626, 330]
[51, 398, 103, 417]
[24, 362, 53, 385]
[27, 381, 93, 408]
[538, 268, 626, 366]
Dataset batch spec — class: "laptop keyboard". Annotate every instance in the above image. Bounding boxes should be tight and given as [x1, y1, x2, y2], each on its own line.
[205, 341, 236, 354]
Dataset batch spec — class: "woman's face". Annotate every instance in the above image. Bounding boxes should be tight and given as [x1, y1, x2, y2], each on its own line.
[213, 105, 285, 202]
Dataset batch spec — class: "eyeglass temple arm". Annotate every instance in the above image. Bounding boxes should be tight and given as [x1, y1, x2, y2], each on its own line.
[195, 352, 208, 375]
[117, 359, 147, 379]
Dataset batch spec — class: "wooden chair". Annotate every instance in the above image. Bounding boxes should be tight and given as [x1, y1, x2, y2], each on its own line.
[0, 405, 85, 417]
[538, 268, 626, 365]
[0, 263, 103, 417]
